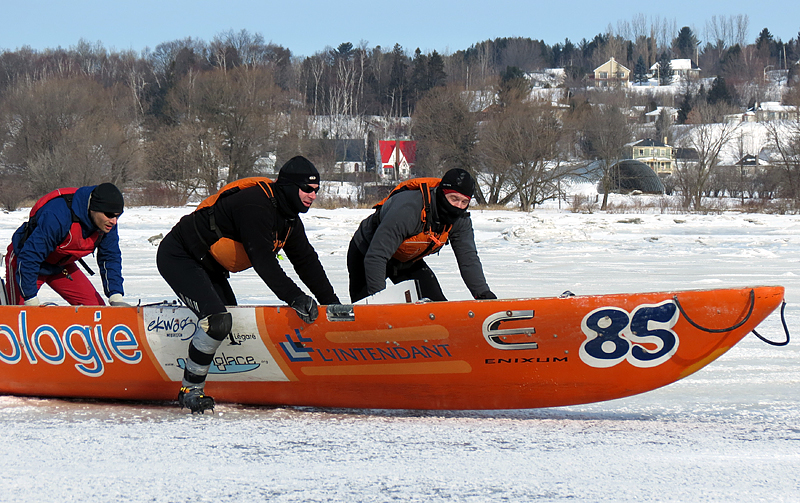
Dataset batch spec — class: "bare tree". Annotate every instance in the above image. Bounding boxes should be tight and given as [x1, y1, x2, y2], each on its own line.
[705, 15, 750, 52]
[146, 121, 218, 204]
[582, 92, 633, 210]
[673, 103, 740, 209]
[412, 85, 481, 195]
[480, 100, 565, 211]
[167, 66, 287, 192]
[764, 120, 800, 203]
[0, 76, 140, 195]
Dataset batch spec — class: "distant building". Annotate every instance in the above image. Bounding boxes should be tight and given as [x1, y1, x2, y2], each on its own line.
[625, 138, 674, 176]
[725, 102, 800, 124]
[304, 139, 367, 174]
[593, 57, 630, 87]
[644, 107, 678, 123]
[525, 68, 565, 88]
[649, 59, 701, 81]
[598, 160, 665, 194]
[753, 101, 800, 122]
[379, 140, 416, 180]
[717, 152, 773, 174]
[673, 147, 699, 169]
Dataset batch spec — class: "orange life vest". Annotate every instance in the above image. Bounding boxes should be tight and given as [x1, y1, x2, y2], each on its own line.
[374, 178, 451, 263]
[195, 177, 291, 272]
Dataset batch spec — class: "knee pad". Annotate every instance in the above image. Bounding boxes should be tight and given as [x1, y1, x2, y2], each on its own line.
[199, 312, 233, 341]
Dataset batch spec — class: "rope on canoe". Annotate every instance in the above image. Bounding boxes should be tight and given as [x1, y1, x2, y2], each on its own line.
[752, 300, 790, 346]
[672, 289, 754, 334]
[673, 289, 790, 346]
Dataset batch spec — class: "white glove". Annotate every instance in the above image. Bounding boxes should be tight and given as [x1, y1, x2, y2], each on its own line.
[24, 296, 40, 306]
[109, 293, 131, 307]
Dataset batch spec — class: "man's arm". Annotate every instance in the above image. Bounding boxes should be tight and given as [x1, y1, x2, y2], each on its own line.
[96, 225, 124, 298]
[362, 193, 425, 295]
[283, 218, 340, 305]
[14, 209, 69, 300]
[449, 216, 493, 298]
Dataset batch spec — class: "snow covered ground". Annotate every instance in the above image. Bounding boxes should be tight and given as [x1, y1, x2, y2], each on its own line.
[1, 200, 798, 502]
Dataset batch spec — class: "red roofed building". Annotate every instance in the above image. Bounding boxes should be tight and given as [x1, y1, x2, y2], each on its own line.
[379, 140, 416, 180]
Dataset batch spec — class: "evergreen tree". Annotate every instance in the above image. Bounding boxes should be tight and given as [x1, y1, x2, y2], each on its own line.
[755, 28, 774, 52]
[707, 76, 733, 106]
[655, 108, 672, 143]
[677, 92, 693, 124]
[633, 55, 648, 84]
[389, 44, 408, 116]
[427, 50, 446, 88]
[498, 66, 530, 105]
[657, 52, 673, 86]
[673, 27, 698, 60]
[336, 42, 354, 59]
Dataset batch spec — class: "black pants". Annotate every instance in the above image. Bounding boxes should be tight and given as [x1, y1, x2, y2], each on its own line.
[156, 230, 235, 319]
[347, 240, 446, 303]
[157, 229, 239, 388]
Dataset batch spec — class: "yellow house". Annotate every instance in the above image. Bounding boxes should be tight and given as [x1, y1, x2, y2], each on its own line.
[593, 57, 630, 87]
[625, 138, 673, 176]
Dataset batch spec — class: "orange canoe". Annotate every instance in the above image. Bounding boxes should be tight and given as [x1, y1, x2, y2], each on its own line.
[0, 286, 784, 410]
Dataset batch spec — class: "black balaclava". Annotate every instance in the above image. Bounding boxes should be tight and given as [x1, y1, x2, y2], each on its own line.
[89, 183, 124, 214]
[275, 156, 320, 214]
[436, 168, 474, 223]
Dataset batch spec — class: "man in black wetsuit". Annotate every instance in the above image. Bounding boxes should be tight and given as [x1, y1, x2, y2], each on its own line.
[157, 156, 340, 413]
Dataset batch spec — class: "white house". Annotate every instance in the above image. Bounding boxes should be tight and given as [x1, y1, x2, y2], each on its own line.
[649, 59, 701, 81]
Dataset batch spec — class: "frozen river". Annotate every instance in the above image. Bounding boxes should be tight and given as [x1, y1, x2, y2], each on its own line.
[1, 205, 798, 502]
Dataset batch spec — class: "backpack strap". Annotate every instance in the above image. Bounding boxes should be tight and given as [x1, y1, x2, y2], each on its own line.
[205, 180, 277, 242]
[17, 192, 98, 276]
[420, 182, 432, 234]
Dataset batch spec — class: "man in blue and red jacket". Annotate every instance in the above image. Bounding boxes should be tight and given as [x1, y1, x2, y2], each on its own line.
[4, 183, 128, 306]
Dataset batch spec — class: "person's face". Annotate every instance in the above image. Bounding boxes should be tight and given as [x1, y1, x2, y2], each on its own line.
[445, 192, 470, 210]
[298, 184, 319, 209]
[90, 210, 120, 233]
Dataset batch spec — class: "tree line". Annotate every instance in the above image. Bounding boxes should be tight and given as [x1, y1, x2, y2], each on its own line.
[1, 16, 800, 212]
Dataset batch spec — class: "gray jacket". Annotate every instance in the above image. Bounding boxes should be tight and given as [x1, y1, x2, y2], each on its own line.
[351, 188, 490, 297]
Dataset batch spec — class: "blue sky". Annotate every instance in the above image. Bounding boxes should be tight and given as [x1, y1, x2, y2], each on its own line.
[1, 0, 798, 57]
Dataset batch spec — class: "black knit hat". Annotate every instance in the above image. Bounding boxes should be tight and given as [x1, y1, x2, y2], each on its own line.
[440, 168, 475, 198]
[89, 183, 124, 214]
[277, 156, 320, 186]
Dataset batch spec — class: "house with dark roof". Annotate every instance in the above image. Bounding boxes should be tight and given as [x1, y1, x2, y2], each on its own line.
[624, 138, 674, 176]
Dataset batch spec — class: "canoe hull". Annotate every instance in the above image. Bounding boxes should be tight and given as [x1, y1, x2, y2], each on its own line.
[0, 286, 784, 409]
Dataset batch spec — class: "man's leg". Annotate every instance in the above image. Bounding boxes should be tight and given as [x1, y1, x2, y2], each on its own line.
[390, 259, 447, 302]
[4, 247, 50, 305]
[4, 246, 23, 305]
[45, 263, 105, 305]
[346, 240, 370, 303]
[157, 231, 231, 413]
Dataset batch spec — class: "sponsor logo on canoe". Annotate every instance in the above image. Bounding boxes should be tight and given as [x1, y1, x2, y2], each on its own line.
[176, 355, 259, 374]
[142, 307, 288, 382]
[580, 300, 679, 368]
[279, 329, 453, 363]
[0, 310, 141, 377]
[482, 310, 538, 350]
[147, 314, 197, 340]
[485, 356, 568, 364]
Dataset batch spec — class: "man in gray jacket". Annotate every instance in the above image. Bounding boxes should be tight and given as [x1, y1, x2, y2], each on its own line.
[347, 168, 496, 302]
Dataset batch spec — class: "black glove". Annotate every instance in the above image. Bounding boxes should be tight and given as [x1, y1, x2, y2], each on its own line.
[475, 290, 497, 300]
[290, 294, 319, 323]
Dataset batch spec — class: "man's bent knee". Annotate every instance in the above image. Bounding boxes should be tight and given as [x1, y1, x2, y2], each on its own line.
[199, 312, 233, 341]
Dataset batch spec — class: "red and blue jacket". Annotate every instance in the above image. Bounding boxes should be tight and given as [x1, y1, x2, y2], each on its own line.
[10, 185, 123, 300]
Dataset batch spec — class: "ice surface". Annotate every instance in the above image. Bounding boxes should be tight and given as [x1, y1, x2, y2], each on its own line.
[1, 201, 798, 502]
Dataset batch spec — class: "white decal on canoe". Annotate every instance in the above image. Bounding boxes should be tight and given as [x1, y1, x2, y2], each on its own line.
[580, 300, 679, 368]
[143, 306, 289, 382]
